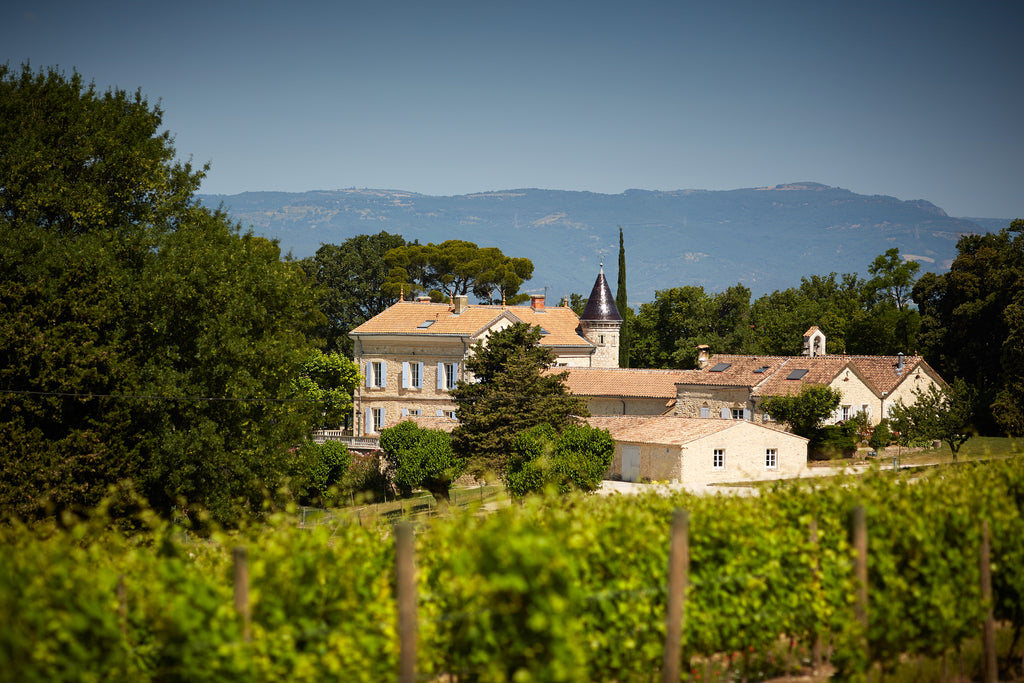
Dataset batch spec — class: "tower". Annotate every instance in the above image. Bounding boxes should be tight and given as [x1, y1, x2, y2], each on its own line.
[579, 264, 623, 368]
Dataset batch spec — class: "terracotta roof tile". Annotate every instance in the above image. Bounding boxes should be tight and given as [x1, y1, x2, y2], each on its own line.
[586, 415, 761, 446]
[677, 355, 791, 388]
[557, 367, 698, 399]
[350, 301, 591, 347]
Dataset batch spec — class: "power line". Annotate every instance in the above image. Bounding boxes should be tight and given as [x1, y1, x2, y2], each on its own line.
[0, 389, 311, 404]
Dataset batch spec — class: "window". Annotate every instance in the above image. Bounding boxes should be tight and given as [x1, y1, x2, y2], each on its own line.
[841, 405, 851, 421]
[410, 362, 421, 388]
[372, 361, 385, 388]
[713, 449, 725, 469]
[765, 448, 778, 469]
[709, 362, 732, 372]
[444, 363, 457, 389]
[445, 410, 456, 419]
[731, 408, 744, 420]
[371, 408, 384, 433]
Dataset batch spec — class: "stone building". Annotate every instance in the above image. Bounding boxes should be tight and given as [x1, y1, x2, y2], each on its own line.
[348, 267, 622, 436]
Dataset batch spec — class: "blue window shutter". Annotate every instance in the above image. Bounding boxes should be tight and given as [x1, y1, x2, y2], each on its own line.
[720, 407, 730, 419]
[364, 407, 372, 433]
[700, 406, 710, 418]
[401, 408, 408, 417]
[437, 362, 445, 390]
[365, 362, 372, 388]
[380, 361, 387, 388]
[743, 408, 751, 421]
[416, 362, 424, 388]
[380, 407, 386, 428]
[402, 362, 409, 389]
[437, 409, 443, 417]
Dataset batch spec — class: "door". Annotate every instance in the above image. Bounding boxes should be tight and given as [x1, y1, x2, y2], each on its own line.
[622, 445, 640, 483]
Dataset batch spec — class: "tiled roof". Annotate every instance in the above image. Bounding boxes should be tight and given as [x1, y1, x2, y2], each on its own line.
[752, 356, 853, 397]
[580, 268, 622, 322]
[557, 367, 698, 399]
[845, 355, 938, 395]
[677, 355, 791, 388]
[349, 301, 592, 347]
[586, 415, 774, 446]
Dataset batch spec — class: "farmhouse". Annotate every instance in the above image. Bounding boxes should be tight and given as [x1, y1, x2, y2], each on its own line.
[587, 415, 810, 485]
[349, 266, 623, 435]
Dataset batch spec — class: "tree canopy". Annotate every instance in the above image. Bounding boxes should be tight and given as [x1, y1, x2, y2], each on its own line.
[379, 420, 464, 501]
[914, 220, 1024, 435]
[450, 322, 589, 477]
[292, 350, 361, 429]
[298, 231, 409, 355]
[888, 378, 977, 459]
[505, 422, 615, 498]
[760, 386, 843, 439]
[0, 64, 322, 525]
[383, 240, 534, 305]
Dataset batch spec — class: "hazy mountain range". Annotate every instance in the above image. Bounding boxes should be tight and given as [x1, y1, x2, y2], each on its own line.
[198, 183, 1013, 305]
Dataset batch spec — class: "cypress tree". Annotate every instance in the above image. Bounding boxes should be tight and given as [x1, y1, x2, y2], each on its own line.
[616, 226, 630, 367]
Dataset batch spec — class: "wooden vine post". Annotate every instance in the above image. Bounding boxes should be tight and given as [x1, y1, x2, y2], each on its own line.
[850, 506, 868, 662]
[396, 522, 418, 683]
[980, 520, 997, 683]
[663, 509, 690, 683]
[233, 547, 251, 643]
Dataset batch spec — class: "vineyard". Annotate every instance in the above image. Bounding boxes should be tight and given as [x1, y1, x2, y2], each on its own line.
[3, 458, 1024, 682]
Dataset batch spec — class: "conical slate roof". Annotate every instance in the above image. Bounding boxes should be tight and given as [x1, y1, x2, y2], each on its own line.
[580, 267, 622, 322]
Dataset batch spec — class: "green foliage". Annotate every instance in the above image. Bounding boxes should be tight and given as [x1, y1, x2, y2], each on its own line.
[297, 232, 409, 355]
[915, 220, 1024, 434]
[379, 421, 464, 501]
[290, 440, 351, 506]
[505, 423, 615, 498]
[889, 378, 977, 459]
[341, 452, 389, 504]
[810, 425, 858, 460]
[868, 418, 893, 450]
[0, 64, 320, 525]
[450, 323, 589, 477]
[292, 350, 361, 428]
[383, 239, 534, 305]
[761, 385, 843, 438]
[5, 458, 1024, 681]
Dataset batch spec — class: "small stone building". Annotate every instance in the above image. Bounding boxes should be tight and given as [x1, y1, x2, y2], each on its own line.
[588, 415, 810, 485]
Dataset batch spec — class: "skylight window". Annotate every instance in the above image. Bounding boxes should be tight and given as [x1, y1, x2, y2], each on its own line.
[417, 320, 435, 329]
[709, 362, 731, 372]
[786, 369, 809, 380]
[753, 366, 770, 374]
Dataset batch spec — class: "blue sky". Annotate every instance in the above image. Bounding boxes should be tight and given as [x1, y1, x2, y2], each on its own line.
[3, 0, 1022, 218]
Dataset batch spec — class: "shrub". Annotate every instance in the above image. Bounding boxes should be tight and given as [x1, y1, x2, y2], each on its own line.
[869, 418, 893, 450]
[291, 440, 351, 506]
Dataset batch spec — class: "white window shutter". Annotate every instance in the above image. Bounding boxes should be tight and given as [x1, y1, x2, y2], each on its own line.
[364, 407, 372, 433]
[365, 362, 373, 388]
[866, 405, 873, 420]
[380, 361, 387, 388]
[402, 362, 409, 389]
[743, 408, 751, 421]
[401, 408, 408, 417]
[417, 362, 424, 388]
[437, 409, 443, 417]
[437, 362, 445, 389]
[720, 407, 730, 419]
[380, 407, 385, 428]
[700, 406, 710, 418]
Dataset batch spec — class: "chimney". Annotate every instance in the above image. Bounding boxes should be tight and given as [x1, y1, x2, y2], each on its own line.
[416, 295, 432, 303]
[896, 352, 905, 375]
[530, 294, 546, 310]
[696, 344, 710, 369]
[453, 294, 469, 315]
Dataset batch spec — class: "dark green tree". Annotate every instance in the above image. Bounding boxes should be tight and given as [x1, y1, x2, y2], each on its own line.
[290, 440, 352, 506]
[383, 240, 533, 304]
[450, 323, 589, 477]
[298, 231, 409, 355]
[505, 422, 615, 498]
[616, 226, 630, 368]
[379, 420, 464, 501]
[888, 378, 977, 460]
[0, 64, 321, 524]
[760, 386, 843, 439]
[914, 221, 1024, 434]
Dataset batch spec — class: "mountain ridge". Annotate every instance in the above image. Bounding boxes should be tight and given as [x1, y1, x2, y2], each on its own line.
[198, 184, 1012, 305]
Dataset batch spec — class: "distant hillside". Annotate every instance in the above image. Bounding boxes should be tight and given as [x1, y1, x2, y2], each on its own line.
[198, 183, 1011, 304]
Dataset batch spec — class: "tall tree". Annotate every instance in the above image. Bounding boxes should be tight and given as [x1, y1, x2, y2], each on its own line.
[383, 240, 533, 304]
[616, 226, 630, 367]
[0, 64, 321, 524]
[760, 386, 843, 439]
[888, 379, 977, 460]
[450, 323, 589, 477]
[914, 221, 1024, 434]
[298, 231, 409, 355]
[379, 420, 465, 502]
